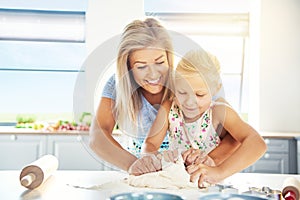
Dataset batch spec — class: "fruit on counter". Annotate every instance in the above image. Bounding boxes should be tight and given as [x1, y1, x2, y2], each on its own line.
[57, 120, 89, 131]
[14, 113, 91, 132]
[15, 122, 46, 130]
[46, 120, 89, 131]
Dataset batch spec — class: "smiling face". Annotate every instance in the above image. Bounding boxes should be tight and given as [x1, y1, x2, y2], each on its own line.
[175, 74, 212, 122]
[129, 48, 169, 95]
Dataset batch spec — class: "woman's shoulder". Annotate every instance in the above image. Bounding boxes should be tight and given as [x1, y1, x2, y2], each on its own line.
[102, 74, 116, 99]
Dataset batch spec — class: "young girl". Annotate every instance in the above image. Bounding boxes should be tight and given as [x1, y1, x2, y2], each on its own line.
[142, 49, 267, 186]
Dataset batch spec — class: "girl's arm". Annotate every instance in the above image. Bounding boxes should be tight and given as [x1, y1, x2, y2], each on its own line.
[89, 97, 137, 171]
[187, 105, 267, 186]
[142, 100, 172, 154]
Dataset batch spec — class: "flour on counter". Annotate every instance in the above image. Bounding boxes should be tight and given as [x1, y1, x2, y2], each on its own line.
[126, 156, 198, 189]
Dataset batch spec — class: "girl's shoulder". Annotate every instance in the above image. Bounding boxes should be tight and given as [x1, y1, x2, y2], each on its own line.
[211, 98, 233, 109]
[211, 99, 237, 123]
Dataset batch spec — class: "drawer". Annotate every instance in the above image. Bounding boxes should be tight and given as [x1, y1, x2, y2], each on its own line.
[264, 138, 289, 153]
[247, 153, 289, 174]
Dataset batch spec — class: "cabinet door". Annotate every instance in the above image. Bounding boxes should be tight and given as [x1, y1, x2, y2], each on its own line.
[0, 134, 46, 170]
[47, 135, 117, 170]
[297, 138, 300, 174]
[247, 153, 289, 174]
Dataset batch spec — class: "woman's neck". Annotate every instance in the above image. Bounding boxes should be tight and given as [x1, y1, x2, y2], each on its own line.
[140, 88, 164, 105]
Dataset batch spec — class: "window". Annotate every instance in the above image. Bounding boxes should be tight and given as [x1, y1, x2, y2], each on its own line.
[145, 11, 250, 119]
[0, 1, 88, 124]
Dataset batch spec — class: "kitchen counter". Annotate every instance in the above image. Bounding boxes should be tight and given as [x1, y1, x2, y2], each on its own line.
[261, 131, 300, 139]
[0, 126, 300, 138]
[0, 127, 124, 136]
[0, 126, 88, 135]
[0, 170, 299, 200]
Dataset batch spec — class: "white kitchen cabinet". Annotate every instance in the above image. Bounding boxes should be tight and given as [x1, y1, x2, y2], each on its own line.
[0, 134, 47, 170]
[0, 134, 119, 170]
[297, 138, 300, 174]
[244, 138, 297, 174]
[47, 135, 117, 170]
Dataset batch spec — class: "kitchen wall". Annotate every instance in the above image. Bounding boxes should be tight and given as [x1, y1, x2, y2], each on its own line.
[84, 0, 300, 133]
[259, 0, 300, 132]
[84, 0, 145, 114]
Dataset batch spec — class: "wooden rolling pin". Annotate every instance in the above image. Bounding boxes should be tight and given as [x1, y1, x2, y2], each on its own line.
[19, 154, 59, 190]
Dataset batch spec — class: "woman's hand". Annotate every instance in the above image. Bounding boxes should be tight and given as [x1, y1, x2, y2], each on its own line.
[128, 154, 162, 176]
[186, 164, 224, 188]
[182, 148, 215, 167]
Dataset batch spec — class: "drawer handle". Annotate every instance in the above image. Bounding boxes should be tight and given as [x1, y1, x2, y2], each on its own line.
[10, 135, 17, 141]
[264, 139, 270, 144]
[264, 153, 270, 159]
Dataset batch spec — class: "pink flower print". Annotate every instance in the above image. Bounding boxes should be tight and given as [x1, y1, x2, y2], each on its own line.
[201, 123, 208, 132]
[172, 117, 175, 121]
[180, 121, 184, 127]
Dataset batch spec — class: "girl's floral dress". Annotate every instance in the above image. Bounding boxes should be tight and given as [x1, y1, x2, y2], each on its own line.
[168, 101, 221, 154]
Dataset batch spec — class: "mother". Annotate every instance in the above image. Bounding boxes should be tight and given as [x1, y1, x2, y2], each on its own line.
[89, 17, 239, 175]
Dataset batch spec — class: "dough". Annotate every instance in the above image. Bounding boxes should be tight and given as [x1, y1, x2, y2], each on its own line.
[126, 156, 198, 189]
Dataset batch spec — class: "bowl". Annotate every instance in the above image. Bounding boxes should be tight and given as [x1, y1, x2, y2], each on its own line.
[200, 193, 270, 200]
[109, 192, 184, 200]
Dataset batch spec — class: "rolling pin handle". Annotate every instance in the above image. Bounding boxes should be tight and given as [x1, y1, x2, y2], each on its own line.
[20, 173, 36, 187]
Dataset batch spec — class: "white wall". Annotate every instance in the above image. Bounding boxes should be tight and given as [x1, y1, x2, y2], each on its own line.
[84, 0, 300, 132]
[259, 0, 300, 132]
[84, 0, 145, 113]
[86, 0, 145, 54]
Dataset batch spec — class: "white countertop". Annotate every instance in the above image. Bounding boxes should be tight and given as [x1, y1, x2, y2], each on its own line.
[0, 126, 300, 138]
[0, 170, 299, 200]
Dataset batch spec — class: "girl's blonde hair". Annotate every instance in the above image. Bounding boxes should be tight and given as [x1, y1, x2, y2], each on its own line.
[115, 18, 174, 128]
[175, 49, 222, 96]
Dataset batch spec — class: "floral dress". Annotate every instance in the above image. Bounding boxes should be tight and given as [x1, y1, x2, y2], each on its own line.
[168, 101, 221, 155]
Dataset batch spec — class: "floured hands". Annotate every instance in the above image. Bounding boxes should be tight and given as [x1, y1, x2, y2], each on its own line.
[128, 149, 180, 176]
[128, 153, 162, 176]
[186, 163, 224, 188]
[161, 149, 179, 163]
[182, 148, 215, 167]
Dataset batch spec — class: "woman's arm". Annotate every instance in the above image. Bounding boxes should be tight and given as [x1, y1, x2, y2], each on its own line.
[142, 100, 172, 154]
[215, 106, 267, 177]
[89, 97, 137, 171]
[208, 129, 240, 165]
[208, 98, 240, 165]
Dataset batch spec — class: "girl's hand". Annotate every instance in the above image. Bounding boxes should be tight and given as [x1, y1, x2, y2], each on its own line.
[182, 148, 215, 167]
[161, 149, 179, 163]
[186, 164, 223, 188]
[128, 154, 162, 176]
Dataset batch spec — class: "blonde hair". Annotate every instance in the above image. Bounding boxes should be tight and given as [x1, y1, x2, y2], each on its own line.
[175, 49, 222, 95]
[115, 18, 174, 128]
